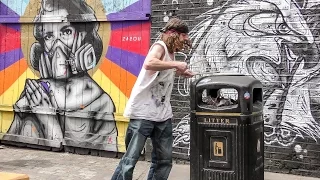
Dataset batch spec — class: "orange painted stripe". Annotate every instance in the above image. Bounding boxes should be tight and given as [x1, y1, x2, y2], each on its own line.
[100, 58, 137, 98]
[0, 58, 28, 96]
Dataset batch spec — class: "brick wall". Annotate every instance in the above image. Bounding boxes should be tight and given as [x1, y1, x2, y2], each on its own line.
[151, 0, 320, 177]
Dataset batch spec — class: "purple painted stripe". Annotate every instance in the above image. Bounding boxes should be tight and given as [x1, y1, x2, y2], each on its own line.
[107, 11, 149, 21]
[111, 21, 144, 31]
[121, 0, 150, 12]
[0, 16, 20, 23]
[5, 23, 20, 31]
[106, 46, 145, 76]
[0, 1, 19, 16]
[0, 48, 24, 71]
[0, 2, 20, 23]
[142, 0, 151, 12]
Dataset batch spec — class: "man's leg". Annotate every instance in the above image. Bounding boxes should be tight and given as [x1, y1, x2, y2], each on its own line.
[147, 146, 157, 180]
[147, 119, 173, 180]
[111, 119, 154, 180]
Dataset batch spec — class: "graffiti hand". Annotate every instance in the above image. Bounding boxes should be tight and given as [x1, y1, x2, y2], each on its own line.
[25, 79, 42, 107]
[25, 80, 58, 110]
[40, 89, 58, 110]
[39, 52, 52, 78]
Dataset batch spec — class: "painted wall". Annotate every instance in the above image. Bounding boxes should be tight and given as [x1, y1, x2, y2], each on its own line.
[0, 0, 151, 153]
[152, 0, 320, 177]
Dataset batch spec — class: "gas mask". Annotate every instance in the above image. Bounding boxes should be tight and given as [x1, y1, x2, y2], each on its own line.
[40, 32, 96, 79]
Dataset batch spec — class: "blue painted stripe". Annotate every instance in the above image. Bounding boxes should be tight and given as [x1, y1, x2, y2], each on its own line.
[5, 23, 20, 31]
[106, 46, 145, 76]
[0, 48, 24, 71]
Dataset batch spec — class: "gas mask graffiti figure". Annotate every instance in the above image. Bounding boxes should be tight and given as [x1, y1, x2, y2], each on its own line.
[37, 23, 96, 79]
[4, 0, 118, 151]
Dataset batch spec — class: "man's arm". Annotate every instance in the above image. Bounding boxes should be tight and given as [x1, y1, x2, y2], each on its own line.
[143, 44, 187, 72]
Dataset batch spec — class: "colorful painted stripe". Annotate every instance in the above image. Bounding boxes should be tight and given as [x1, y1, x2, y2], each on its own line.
[99, 58, 137, 98]
[2, 24, 20, 32]
[0, 68, 35, 134]
[120, 0, 150, 12]
[111, 20, 147, 31]
[106, 0, 150, 21]
[0, 0, 28, 16]
[0, 49, 24, 71]
[0, 1, 20, 16]
[0, 58, 28, 96]
[0, 1, 20, 23]
[110, 22, 150, 55]
[103, 0, 139, 15]
[0, 24, 21, 53]
[106, 46, 145, 77]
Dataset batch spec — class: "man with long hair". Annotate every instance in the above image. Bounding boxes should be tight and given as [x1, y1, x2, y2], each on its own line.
[111, 18, 194, 180]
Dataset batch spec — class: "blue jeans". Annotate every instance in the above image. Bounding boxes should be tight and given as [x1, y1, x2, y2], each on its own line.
[111, 119, 173, 180]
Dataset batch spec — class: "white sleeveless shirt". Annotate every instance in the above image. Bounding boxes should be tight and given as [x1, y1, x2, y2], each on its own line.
[123, 41, 175, 122]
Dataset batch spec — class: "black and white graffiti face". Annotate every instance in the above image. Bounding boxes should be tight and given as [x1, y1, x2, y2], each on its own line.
[41, 9, 76, 51]
[30, 0, 102, 80]
[36, 12, 96, 79]
[42, 23, 76, 52]
[188, 0, 320, 146]
[41, 21, 76, 79]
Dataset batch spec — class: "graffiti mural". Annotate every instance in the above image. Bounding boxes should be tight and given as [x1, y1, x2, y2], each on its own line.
[173, 114, 190, 146]
[152, 0, 320, 174]
[4, 0, 118, 151]
[0, 0, 151, 152]
[187, 0, 320, 146]
[158, 0, 320, 148]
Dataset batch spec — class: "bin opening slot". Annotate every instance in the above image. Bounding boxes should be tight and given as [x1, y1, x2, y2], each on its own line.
[252, 88, 263, 108]
[199, 88, 238, 109]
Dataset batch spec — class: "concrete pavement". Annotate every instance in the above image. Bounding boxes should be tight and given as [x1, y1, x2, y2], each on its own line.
[0, 145, 319, 180]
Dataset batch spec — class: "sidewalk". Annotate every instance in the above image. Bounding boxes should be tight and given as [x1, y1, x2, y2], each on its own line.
[0, 145, 319, 180]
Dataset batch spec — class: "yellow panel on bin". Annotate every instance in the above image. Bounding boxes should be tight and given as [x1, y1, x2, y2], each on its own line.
[0, 172, 29, 180]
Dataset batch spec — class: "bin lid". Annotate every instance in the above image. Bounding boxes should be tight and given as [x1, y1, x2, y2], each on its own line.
[196, 74, 262, 89]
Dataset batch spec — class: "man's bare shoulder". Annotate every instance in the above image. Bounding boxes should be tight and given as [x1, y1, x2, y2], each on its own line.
[147, 42, 166, 60]
[150, 42, 166, 53]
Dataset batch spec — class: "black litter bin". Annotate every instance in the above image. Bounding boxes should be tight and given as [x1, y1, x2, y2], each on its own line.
[190, 74, 264, 180]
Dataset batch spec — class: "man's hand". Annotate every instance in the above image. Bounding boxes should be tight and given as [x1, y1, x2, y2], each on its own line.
[144, 44, 189, 71]
[183, 69, 195, 78]
[175, 62, 188, 73]
[176, 69, 195, 78]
